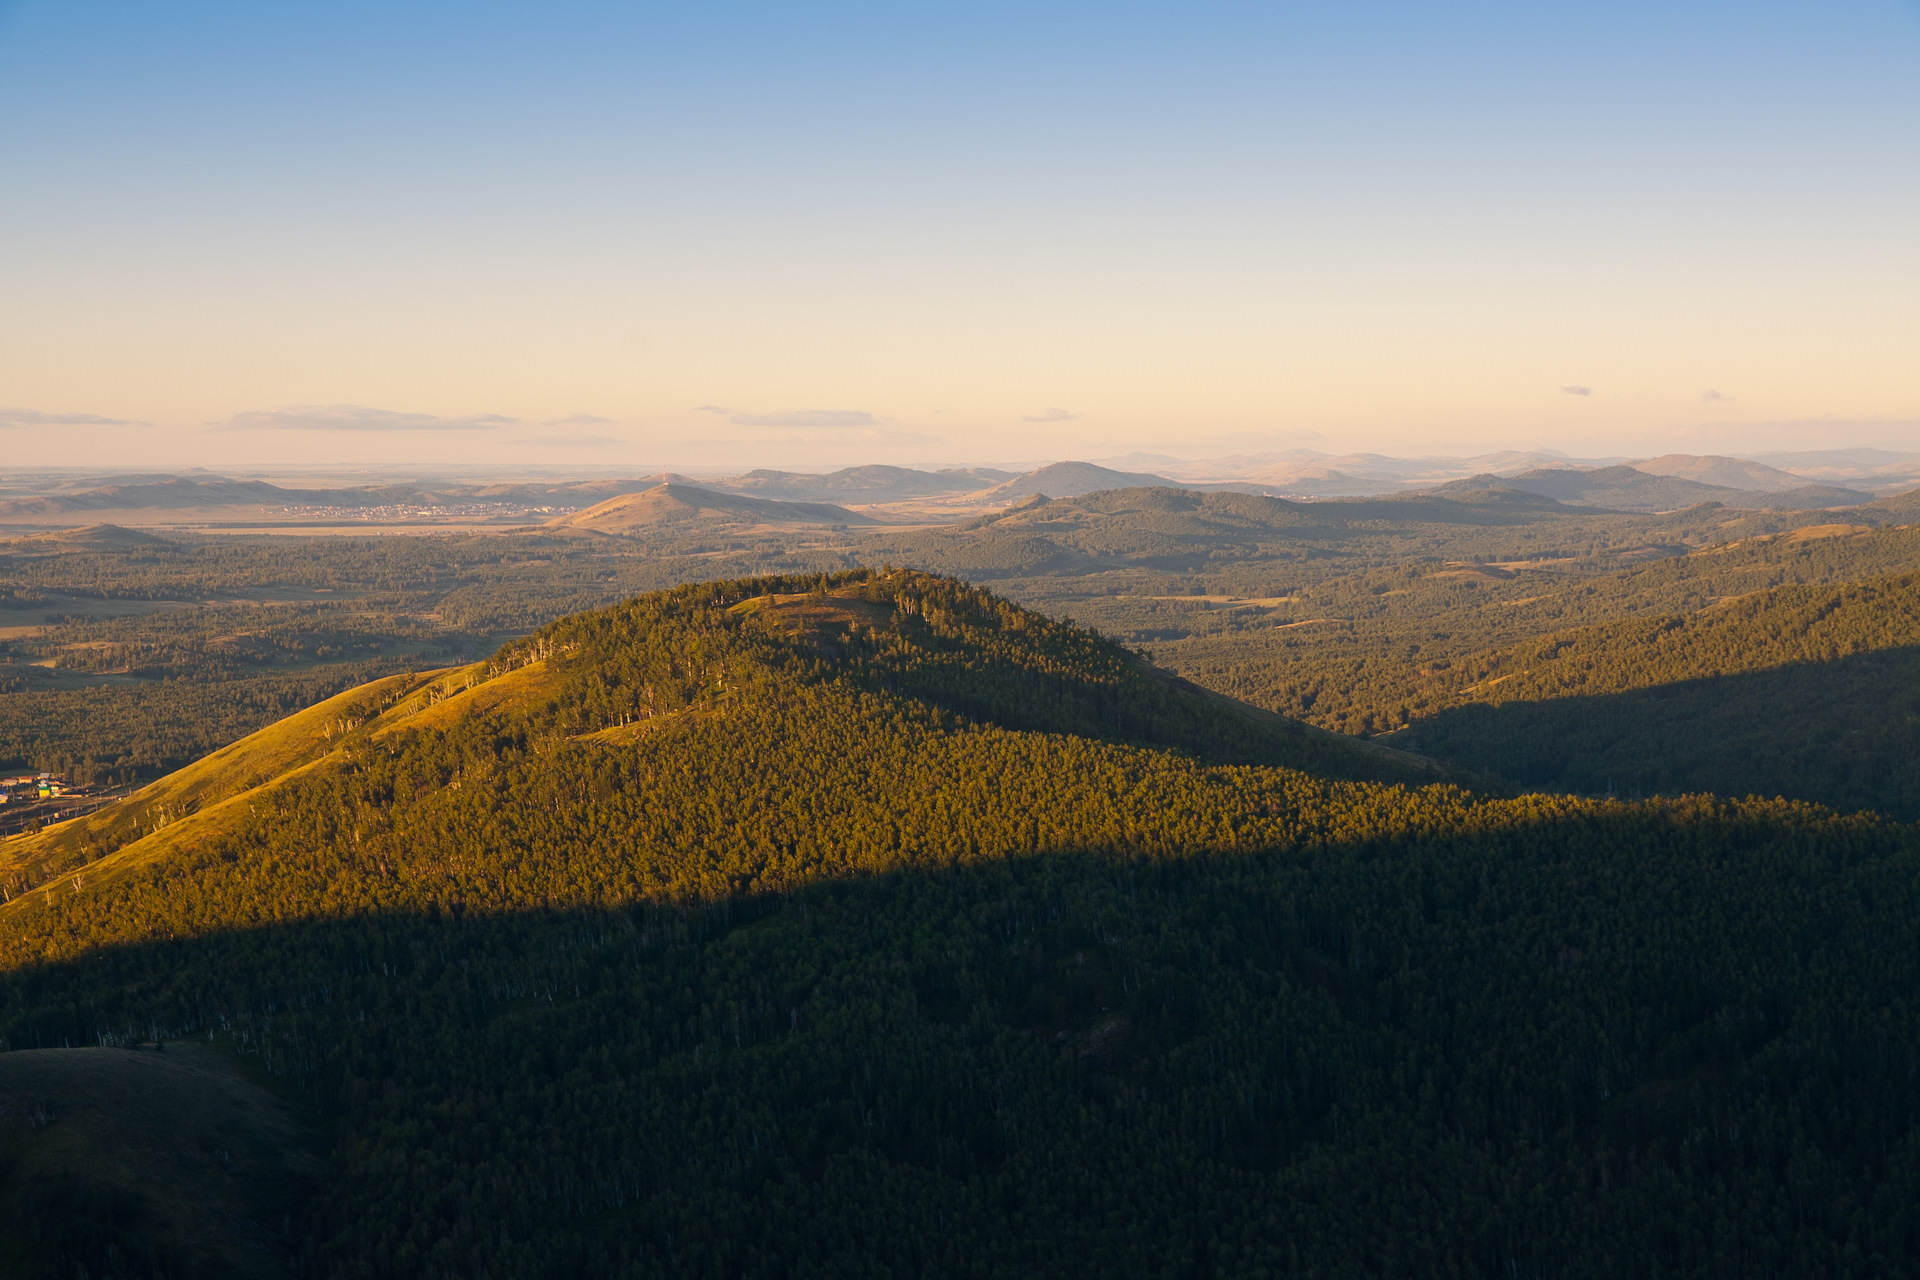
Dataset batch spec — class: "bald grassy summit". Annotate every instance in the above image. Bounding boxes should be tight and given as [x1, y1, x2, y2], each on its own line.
[0, 570, 1916, 1277]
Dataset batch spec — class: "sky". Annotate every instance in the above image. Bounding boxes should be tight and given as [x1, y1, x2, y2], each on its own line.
[1, 0, 1916, 471]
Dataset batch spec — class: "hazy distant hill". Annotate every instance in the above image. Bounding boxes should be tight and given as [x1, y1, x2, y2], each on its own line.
[465, 474, 693, 504]
[1628, 453, 1814, 492]
[0, 458, 1895, 522]
[0, 472, 711, 517]
[1138, 449, 1621, 493]
[0, 468, 1016, 520]
[1238, 465, 1381, 495]
[0, 476, 316, 516]
[713, 464, 1013, 502]
[983, 460, 1177, 498]
[873, 484, 1578, 578]
[1432, 465, 1871, 512]
[21, 522, 170, 547]
[1752, 447, 1920, 489]
[545, 482, 876, 533]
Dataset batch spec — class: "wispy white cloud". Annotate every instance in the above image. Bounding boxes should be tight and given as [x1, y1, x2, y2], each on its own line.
[1701, 389, 1732, 403]
[693, 404, 732, 415]
[544, 413, 613, 426]
[213, 404, 515, 432]
[0, 407, 142, 428]
[1022, 407, 1077, 422]
[1560, 385, 1592, 397]
[730, 409, 874, 427]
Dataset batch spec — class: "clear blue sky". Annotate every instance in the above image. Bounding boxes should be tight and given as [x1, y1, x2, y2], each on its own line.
[2, 1, 1915, 467]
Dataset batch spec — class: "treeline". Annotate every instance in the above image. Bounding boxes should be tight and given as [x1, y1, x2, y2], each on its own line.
[1152, 531, 1920, 816]
[1369, 569, 1920, 815]
[1154, 525, 1920, 735]
[0, 662, 399, 784]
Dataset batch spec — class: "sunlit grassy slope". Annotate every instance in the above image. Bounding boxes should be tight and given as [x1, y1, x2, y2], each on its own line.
[0, 660, 570, 905]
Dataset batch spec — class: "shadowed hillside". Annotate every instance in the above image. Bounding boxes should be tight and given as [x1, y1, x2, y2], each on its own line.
[1395, 645, 1920, 814]
[0, 1041, 317, 1278]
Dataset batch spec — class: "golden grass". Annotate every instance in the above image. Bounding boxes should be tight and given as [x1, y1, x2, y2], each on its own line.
[1785, 524, 1873, 541]
[1, 659, 562, 914]
[727, 588, 893, 633]
[2, 672, 429, 877]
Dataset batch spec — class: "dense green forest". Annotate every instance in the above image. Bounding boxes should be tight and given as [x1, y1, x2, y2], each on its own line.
[1371, 570, 1920, 813]
[2, 570, 1917, 1276]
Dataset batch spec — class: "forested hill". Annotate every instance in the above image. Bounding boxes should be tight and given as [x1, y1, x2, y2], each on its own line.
[0, 569, 1431, 900]
[1, 571, 1918, 1277]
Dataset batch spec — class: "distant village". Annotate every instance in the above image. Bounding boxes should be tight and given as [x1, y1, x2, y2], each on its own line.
[2, 772, 68, 801]
[0, 772, 122, 838]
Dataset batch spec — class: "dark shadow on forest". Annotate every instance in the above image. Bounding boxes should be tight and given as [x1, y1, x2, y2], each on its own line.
[1391, 644, 1920, 818]
[4, 799, 1919, 1275]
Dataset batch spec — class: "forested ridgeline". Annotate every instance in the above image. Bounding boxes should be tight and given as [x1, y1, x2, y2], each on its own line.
[1148, 522, 1920, 732]
[1395, 644, 1920, 816]
[1146, 527, 1920, 815]
[0, 570, 1409, 912]
[1368, 563, 1920, 815]
[0, 571, 1916, 1275]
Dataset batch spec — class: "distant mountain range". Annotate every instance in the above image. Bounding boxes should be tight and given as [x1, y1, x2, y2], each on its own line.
[0, 451, 1913, 523]
[1104, 447, 1920, 497]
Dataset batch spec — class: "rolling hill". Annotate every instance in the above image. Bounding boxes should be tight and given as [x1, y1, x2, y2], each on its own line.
[21, 523, 170, 548]
[711, 465, 1013, 502]
[1373, 562, 1920, 815]
[1867, 485, 1920, 523]
[1752, 447, 1920, 490]
[871, 484, 1578, 579]
[981, 460, 1178, 499]
[543, 482, 877, 533]
[1627, 452, 1814, 492]
[1431, 464, 1871, 511]
[0, 570, 1916, 1275]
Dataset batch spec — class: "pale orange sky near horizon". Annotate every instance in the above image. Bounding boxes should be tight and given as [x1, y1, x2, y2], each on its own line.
[2, 2, 1915, 470]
